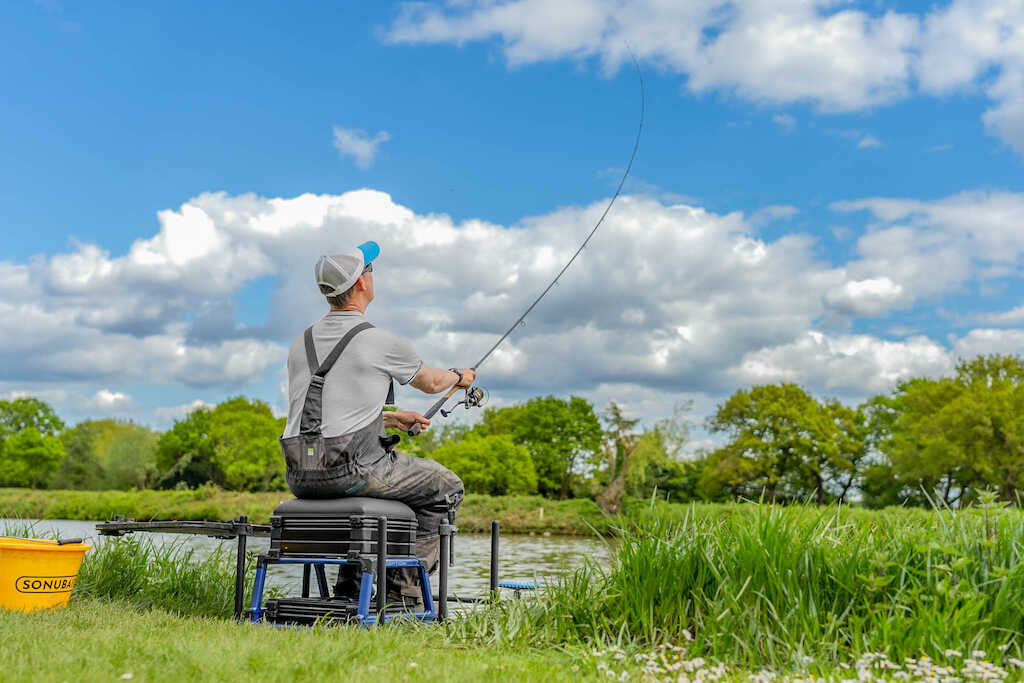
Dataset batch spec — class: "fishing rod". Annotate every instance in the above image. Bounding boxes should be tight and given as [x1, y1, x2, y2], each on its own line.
[409, 53, 645, 437]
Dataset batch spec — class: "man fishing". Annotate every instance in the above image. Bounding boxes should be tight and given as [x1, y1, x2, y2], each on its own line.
[280, 240, 475, 606]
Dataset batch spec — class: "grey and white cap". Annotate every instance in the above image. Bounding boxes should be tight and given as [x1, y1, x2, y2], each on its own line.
[314, 241, 379, 296]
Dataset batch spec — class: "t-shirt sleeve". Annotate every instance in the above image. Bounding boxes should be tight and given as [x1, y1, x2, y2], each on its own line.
[376, 331, 423, 385]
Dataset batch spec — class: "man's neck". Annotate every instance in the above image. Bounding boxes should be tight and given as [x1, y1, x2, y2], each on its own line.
[331, 303, 366, 314]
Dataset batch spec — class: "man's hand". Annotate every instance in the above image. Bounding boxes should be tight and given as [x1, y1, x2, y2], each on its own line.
[455, 368, 476, 388]
[383, 410, 430, 433]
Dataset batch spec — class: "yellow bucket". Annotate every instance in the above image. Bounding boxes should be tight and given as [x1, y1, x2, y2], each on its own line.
[0, 537, 91, 612]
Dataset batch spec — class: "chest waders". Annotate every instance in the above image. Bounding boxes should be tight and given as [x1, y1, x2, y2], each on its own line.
[280, 322, 398, 499]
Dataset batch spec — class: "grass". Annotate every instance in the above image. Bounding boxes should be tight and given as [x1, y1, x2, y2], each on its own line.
[74, 536, 263, 618]
[449, 502, 1024, 676]
[8, 502, 1024, 680]
[0, 599, 590, 683]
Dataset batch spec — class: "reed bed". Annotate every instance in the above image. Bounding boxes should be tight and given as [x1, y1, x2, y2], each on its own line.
[449, 502, 1024, 674]
[72, 536, 257, 618]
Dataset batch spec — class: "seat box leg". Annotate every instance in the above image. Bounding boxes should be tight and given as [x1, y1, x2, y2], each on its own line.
[314, 564, 330, 598]
[357, 570, 375, 625]
[418, 562, 436, 620]
[249, 558, 269, 623]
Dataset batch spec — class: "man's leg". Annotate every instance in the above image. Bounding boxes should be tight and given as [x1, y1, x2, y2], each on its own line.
[358, 451, 464, 601]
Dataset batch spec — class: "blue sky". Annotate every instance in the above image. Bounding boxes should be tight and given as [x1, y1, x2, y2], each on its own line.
[1, 0, 1022, 445]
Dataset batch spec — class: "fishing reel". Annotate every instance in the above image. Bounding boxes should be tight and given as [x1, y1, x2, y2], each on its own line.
[441, 386, 487, 417]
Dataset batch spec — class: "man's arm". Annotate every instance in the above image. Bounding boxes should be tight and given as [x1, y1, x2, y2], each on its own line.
[409, 365, 477, 394]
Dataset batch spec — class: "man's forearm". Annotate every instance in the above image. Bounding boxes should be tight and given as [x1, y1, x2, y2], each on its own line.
[409, 365, 460, 394]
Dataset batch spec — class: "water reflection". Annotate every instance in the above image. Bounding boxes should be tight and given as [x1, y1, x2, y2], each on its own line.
[8, 520, 609, 600]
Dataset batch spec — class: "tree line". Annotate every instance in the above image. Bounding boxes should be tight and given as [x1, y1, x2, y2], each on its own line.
[1, 354, 1021, 512]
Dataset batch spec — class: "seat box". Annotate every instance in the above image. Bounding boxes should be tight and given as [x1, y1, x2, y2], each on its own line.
[269, 497, 417, 558]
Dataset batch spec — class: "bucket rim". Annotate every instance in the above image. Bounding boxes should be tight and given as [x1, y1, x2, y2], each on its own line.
[0, 537, 91, 552]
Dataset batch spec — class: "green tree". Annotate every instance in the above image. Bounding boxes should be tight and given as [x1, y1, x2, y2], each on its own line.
[0, 397, 66, 488]
[157, 408, 217, 489]
[52, 421, 106, 490]
[388, 422, 469, 459]
[956, 355, 1024, 502]
[209, 397, 287, 491]
[857, 394, 928, 508]
[885, 377, 976, 506]
[648, 455, 709, 502]
[157, 397, 286, 491]
[53, 419, 159, 490]
[702, 384, 855, 504]
[428, 433, 537, 495]
[594, 401, 641, 513]
[819, 399, 870, 504]
[474, 395, 602, 498]
[595, 402, 691, 513]
[105, 423, 160, 489]
[880, 355, 1024, 505]
[0, 397, 65, 438]
[0, 428, 65, 487]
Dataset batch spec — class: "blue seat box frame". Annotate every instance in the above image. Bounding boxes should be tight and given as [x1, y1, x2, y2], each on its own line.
[248, 497, 437, 627]
[248, 555, 436, 626]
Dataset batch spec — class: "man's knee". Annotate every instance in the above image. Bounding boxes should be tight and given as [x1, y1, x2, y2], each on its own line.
[425, 458, 463, 500]
[440, 467, 464, 507]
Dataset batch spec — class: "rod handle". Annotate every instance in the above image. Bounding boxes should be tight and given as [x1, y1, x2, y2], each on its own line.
[407, 387, 458, 436]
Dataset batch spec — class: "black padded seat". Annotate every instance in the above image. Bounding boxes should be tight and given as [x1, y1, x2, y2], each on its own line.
[273, 497, 416, 520]
[270, 497, 419, 558]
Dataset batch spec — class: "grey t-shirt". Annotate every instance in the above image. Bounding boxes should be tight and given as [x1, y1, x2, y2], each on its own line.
[283, 311, 423, 438]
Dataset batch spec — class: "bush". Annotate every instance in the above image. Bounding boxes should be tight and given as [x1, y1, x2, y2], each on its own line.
[429, 433, 538, 495]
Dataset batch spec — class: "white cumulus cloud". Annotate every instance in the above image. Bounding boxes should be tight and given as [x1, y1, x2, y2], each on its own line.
[825, 277, 906, 316]
[728, 330, 953, 396]
[90, 389, 132, 409]
[2, 185, 1023, 426]
[978, 304, 1024, 325]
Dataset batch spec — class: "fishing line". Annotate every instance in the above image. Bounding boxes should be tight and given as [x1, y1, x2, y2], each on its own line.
[472, 51, 645, 372]
[409, 50, 645, 434]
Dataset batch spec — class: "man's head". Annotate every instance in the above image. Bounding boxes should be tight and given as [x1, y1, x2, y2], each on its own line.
[315, 241, 379, 310]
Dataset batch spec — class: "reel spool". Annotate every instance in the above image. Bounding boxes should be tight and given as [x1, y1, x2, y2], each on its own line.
[441, 386, 487, 417]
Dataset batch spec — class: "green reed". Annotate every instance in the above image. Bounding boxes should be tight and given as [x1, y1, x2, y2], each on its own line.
[449, 502, 1024, 670]
[74, 536, 263, 618]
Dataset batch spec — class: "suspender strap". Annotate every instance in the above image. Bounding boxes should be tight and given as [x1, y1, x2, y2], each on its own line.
[302, 327, 318, 375]
[298, 322, 375, 436]
[314, 322, 375, 377]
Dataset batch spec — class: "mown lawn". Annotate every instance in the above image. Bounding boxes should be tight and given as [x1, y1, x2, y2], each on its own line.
[0, 599, 588, 683]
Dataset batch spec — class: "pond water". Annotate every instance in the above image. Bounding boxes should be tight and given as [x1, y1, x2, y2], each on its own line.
[6, 519, 610, 600]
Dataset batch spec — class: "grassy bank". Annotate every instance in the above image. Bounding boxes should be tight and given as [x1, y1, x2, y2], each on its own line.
[0, 485, 991, 540]
[0, 485, 985, 536]
[7, 504, 1024, 680]
[0, 487, 615, 534]
[454, 503, 1024, 678]
[0, 599, 589, 683]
